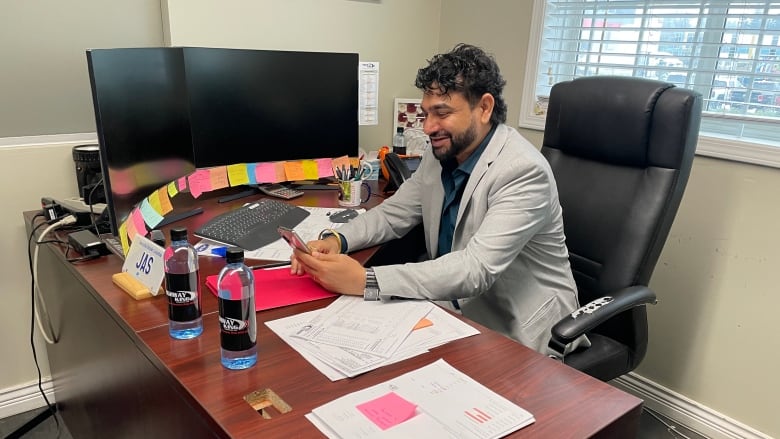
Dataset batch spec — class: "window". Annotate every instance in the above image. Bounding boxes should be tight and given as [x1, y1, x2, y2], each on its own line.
[521, 0, 780, 168]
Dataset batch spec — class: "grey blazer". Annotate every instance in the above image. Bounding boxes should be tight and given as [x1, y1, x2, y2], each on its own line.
[338, 124, 581, 353]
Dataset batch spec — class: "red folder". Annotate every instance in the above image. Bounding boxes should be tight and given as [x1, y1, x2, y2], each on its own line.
[205, 267, 337, 311]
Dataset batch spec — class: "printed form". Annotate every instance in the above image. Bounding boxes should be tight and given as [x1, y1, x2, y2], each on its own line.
[306, 359, 535, 439]
[292, 297, 434, 358]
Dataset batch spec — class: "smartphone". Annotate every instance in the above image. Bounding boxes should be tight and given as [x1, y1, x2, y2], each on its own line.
[277, 226, 311, 254]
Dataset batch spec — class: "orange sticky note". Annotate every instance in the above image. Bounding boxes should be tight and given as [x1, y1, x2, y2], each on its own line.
[273, 162, 287, 181]
[283, 161, 306, 181]
[349, 157, 360, 168]
[331, 155, 351, 174]
[356, 392, 417, 431]
[157, 187, 173, 215]
[209, 166, 229, 190]
[413, 318, 432, 330]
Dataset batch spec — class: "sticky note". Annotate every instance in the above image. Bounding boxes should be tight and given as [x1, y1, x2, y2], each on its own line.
[118, 221, 130, 255]
[157, 187, 173, 216]
[413, 318, 432, 330]
[167, 181, 179, 198]
[283, 161, 306, 181]
[356, 392, 417, 431]
[139, 198, 164, 229]
[188, 169, 211, 198]
[301, 160, 319, 180]
[331, 155, 351, 175]
[209, 166, 229, 190]
[147, 190, 163, 215]
[246, 163, 258, 184]
[273, 162, 287, 181]
[177, 176, 188, 192]
[227, 163, 250, 186]
[316, 158, 335, 178]
[255, 162, 278, 183]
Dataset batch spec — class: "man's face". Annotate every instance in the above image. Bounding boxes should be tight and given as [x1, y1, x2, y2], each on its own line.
[420, 87, 482, 163]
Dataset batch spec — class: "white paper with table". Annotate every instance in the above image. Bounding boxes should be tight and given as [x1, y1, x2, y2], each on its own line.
[306, 358, 535, 439]
[265, 296, 480, 380]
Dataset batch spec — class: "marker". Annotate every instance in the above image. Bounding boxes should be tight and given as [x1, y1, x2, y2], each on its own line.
[210, 247, 227, 257]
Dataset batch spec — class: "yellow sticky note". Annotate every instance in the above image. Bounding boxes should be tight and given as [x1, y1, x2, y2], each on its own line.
[301, 160, 318, 180]
[147, 190, 163, 215]
[167, 181, 179, 198]
[227, 163, 250, 187]
[118, 221, 130, 255]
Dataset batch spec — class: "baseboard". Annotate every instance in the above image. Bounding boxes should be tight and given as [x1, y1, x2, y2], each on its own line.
[612, 372, 771, 439]
[0, 379, 55, 420]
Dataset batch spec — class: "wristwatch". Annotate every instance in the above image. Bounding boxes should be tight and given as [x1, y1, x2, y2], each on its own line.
[363, 268, 381, 301]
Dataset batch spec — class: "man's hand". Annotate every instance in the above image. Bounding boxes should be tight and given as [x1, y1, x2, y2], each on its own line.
[292, 248, 365, 295]
[291, 236, 340, 274]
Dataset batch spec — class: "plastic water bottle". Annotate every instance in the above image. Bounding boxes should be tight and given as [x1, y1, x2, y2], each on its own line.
[164, 227, 203, 339]
[393, 126, 406, 155]
[216, 247, 257, 370]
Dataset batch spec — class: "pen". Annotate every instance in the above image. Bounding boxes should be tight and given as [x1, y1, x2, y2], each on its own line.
[249, 261, 292, 270]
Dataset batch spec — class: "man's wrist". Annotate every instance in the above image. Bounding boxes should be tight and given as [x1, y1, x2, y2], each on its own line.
[363, 267, 380, 301]
[318, 229, 347, 254]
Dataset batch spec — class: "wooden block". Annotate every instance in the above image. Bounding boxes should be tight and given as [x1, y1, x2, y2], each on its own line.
[112, 272, 153, 300]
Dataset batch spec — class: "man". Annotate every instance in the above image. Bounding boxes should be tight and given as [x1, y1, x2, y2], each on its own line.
[292, 43, 583, 354]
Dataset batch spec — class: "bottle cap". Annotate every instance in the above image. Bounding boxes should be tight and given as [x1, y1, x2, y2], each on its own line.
[170, 227, 188, 241]
[225, 247, 244, 263]
[396, 126, 404, 133]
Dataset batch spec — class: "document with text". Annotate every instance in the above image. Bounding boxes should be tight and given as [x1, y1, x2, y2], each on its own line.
[307, 359, 535, 438]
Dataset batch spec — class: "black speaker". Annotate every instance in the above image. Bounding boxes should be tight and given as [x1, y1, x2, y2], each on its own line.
[72, 144, 104, 204]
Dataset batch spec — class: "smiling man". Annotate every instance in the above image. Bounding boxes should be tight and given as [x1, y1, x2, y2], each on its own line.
[292, 44, 585, 354]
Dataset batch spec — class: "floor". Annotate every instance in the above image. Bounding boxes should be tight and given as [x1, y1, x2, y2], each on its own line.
[0, 405, 708, 438]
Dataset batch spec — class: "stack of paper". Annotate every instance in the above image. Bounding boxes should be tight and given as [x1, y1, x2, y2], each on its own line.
[306, 359, 535, 438]
[266, 296, 480, 380]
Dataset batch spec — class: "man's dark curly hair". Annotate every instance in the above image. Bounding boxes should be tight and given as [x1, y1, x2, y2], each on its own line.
[415, 43, 507, 125]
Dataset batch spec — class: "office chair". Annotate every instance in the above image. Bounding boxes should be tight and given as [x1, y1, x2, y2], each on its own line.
[542, 76, 702, 381]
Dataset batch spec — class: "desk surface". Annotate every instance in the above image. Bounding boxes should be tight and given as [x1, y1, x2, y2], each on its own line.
[28, 187, 641, 438]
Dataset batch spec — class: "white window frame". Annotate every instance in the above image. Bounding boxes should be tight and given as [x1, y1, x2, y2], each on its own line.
[520, 0, 780, 169]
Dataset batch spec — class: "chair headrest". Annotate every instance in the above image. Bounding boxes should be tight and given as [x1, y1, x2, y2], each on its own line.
[543, 76, 695, 168]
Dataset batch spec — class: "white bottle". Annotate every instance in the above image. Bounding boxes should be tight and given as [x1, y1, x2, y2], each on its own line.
[164, 227, 203, 339]
[217, 247, 257, 370]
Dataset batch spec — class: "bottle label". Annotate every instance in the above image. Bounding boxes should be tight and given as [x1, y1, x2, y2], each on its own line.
[166, 272, 201, 322]
[218, 297, 257, 352]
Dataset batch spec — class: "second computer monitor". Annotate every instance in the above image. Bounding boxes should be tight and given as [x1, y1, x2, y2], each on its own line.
[184, 47, 359, 167]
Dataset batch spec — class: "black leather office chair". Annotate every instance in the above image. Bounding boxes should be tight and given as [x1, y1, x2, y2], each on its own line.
[542, 76, 702, 381]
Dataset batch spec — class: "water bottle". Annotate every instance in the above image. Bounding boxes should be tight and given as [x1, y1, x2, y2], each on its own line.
[164, 227, 203, 339]
[393, 126, 406, 155]
[216, 247, 257, 370]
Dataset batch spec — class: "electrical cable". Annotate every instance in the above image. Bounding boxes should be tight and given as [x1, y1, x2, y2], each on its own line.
[24, 214, 74, 436]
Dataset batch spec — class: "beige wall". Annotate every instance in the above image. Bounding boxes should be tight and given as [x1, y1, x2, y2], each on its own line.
[164, 0, 442, 151]
[2, 0, 778, 436]
[440, 1, 779, 436]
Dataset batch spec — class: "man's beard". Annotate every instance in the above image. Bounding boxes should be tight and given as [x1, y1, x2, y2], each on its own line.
[431, 119, 478, 162]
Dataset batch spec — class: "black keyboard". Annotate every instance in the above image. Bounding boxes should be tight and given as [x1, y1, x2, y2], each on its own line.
[194, 199, 310, 250]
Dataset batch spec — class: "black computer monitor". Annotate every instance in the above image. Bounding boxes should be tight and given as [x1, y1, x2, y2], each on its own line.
[86, 48, 196, 236]
[183, 47, 359, 167]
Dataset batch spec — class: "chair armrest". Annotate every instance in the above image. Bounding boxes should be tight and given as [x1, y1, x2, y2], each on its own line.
[548, 285, 657, 354]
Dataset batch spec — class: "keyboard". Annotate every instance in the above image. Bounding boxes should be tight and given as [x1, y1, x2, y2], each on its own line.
[194, 199, 310, 250]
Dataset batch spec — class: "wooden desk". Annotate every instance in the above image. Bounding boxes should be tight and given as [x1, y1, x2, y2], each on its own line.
[26, 188, 642, 438]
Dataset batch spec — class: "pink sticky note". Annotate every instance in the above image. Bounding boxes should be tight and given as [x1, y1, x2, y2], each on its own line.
[129, 208, 147, 238]
[356, 392, 417, 431]
[187, 169, 212, 198]
[177, 176, 187, 191]
[315, 158, 335, 178]
[254, 162, 278, 183]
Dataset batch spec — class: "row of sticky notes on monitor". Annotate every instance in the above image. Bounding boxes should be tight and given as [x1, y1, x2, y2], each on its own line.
[115, 156, 359, 255]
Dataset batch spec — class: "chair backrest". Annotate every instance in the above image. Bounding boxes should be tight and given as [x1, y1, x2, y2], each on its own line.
[542, 76, 701, 355]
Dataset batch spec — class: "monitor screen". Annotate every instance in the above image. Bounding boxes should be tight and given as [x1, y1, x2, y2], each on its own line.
[87, 48, 196, 236]
[184, 47, 359, 167]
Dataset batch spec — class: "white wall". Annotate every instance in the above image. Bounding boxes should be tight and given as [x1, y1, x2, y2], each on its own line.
[164, 0, 442, 151]
[439, 1, 780, 436]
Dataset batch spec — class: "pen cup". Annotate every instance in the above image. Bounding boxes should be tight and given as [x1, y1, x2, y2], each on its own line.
[338, 179, 371, 207]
